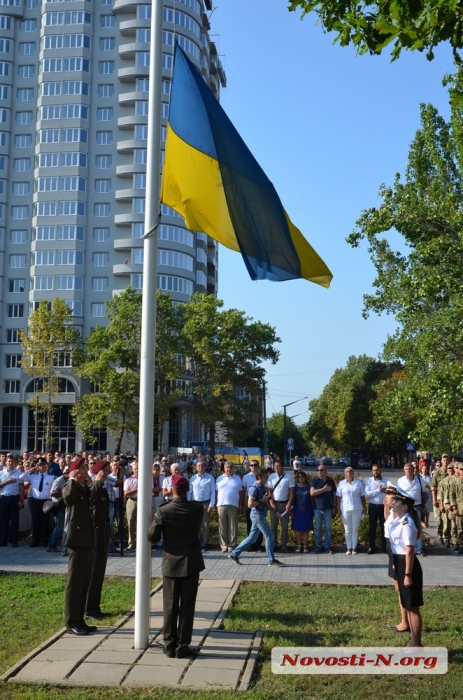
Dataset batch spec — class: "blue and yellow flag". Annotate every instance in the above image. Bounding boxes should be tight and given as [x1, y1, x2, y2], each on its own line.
[160, 45, 332, 287]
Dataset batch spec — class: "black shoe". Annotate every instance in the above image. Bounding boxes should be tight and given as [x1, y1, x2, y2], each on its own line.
[367, 548, 377, 555]
[66, 626, 89, 636]
[268, 559, 285, 567]
[228, 554, 242, 565]
[453, 545, 459, 551]
[85, 612, 105, 621]
[201, 545, 208, 552]
[390, 625, 410, 633]
[439, 537, 445, 545]
[417, 551, 427, 557]
[163, 647, 176, 658]
[29, 542, 40, 547]
[81, 622, 97, 632]
[176, 646, 195, 658]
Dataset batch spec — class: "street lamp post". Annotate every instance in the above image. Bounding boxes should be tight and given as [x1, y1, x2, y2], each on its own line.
[282, 397, 308, 466]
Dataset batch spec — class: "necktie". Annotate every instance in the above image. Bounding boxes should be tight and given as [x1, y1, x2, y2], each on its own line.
[38, 473, 44, 493]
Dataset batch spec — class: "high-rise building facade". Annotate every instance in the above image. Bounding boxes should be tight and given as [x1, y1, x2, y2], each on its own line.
[0, 0, 225, 453]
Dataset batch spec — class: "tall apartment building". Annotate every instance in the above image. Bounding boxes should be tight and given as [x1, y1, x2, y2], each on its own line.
[0, 0, 225, 453]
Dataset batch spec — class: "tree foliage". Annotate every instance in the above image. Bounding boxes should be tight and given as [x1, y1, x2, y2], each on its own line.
[266, 412, 308, 458]
[347, 71, 463, 453]
[307, 355, 401, 456]
[288, 0, 463, 61]
[20, 299, 81, 450]
[180, 293, 280, 453]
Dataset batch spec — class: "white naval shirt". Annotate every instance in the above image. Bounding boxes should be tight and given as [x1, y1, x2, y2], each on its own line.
[365, 476, 388, 504]
[388, 514, 418, 554]
[19, 469, 54, 499]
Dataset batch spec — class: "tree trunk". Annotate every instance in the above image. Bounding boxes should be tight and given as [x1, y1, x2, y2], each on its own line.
[115, 418, 125, 454]
[208, 423, 216, 457]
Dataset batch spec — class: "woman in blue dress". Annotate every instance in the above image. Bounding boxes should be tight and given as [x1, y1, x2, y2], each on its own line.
[292, 471, 314, 552]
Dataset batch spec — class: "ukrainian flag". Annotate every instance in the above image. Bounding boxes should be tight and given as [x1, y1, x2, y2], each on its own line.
[161, 45, 332, 287]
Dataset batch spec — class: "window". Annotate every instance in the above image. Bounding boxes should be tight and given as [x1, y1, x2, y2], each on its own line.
[12, 183, 30, 196]
[97, 107, 112, 121]
[93, 252, 108, 266]
[6, 330, 20, 343]
[5, 381, 20, 394]
[27, 0, 37, 7]
[13, 158, 31, 172]
[41, 82, 61, 96]
[98, 61, 114, 74]
[196, 247, 207, 264]
[14, 135, 31, 148]
[52, 352, 73, 368]
[100, 15, 115, 27]
[138, 29, 150, 43]
[56, 250, 84, 265]
[57, 224, 84, 240]
[41, 58, 62, 72]
[64, 57, 90, 72]
[136, 125, 148, 140]
[61, 127, 87, 142]
[20, 19, 37, 32]
[59, 152, 87, 167]
[91, 303, 106, 317]
[133, 249, 143, 264]
[18, 65, 34, 78]
[94, 204, 109, 218]
[37, 153, 59, 167]
[39, 129, 59, 143]
[99, 37, 114, 50]
[8, 279, 25, 293]
[134, 198, 145, 214]
[62, 104, 88, 119]
[162, 79, 171, 94]
[92, 277, 108, 292]
[96, 131, 112, 145]
[10, 229, 27, 243]
[36, 202, 57, 216]
[157, 274, 193, 295]
[0, 17, 11, 29]
[64, 11, 91, 24]
[135, 149, 147, 164]
[138, 52, 150, 67]
[97, 84, 113, 98]
[7, 304, 24, 318]
[34, 226, 55, 240]
[55, 275, 83, 290]
[58, 200, 86, 216]
[63, 81, 89, 95]
[95, 179, 110, 193]
[32, 275, 54, 290]
[59, 176, 86, 191]
[5, 355, 21, 369]
[44, 11, 64, 24]
[0, 87, 7, 99]
[17, 88, 33, 101]
[40, 105, 60, 120]
[137, 101, 149, 116]
[9, 254, 26, 267]
[133, 223, 144, 239]
[43, 35, 63, 49]
[96, 155, 111, 168]
[36, 177, 58, 191]
[134, 174, 146, 189]
[11, 208, 28, 222]
[65, 34, 91, 49]
[65, 300, 82, 316]
[93, 227, 109, 241]
[137, 78, 149, 92]
[33, 250, 54, 265]
[19, 43, 35, 55]
[0, 132, 6, 146]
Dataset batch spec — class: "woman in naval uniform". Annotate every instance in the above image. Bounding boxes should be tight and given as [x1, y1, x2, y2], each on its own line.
[388, 488, 424, 647]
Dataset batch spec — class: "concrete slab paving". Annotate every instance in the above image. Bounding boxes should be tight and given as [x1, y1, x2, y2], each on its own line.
[123, 663, 185, 687]
[67, 662, 132, 686]
[85, 649, 142, 665]
[14, 660, 79, 683]
[181, 665, 241, 689]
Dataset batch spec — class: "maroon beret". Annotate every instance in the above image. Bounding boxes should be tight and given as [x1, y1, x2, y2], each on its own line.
[69, 457, 85, 474]
[92, 460, 109, 475]
[171, 474, 189, 490]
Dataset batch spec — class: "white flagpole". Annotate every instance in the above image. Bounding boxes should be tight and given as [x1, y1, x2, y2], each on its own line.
[134, 0, 163, 650]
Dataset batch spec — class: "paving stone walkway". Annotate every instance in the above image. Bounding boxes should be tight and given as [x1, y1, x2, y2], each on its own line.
[2, 579, 260, 690]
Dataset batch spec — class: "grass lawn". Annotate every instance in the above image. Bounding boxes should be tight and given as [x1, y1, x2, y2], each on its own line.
[0, 575, 461, 700]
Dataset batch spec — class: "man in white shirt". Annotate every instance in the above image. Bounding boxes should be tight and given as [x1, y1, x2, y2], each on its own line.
[242, 460, 263, 551]
[365, 463, 388, 554]
[292, 456, 301, 473]
[267, 460, 295, 552]
[0, 454, 24, 547]
[188, 460, 215, 552]
[216, 461, 243, 552]
[397, 463, 427, 556]
[123, 465, 138, 550]
[19, 457, 54, 547]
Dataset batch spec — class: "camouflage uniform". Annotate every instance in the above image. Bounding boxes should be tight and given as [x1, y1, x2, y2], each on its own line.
[443, 473, 459, 548]
[432, 467, 448, 540]
[450, 466, 463, 553]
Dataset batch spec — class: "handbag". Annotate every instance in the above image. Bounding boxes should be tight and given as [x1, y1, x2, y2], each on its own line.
[42, 499, 59, 515]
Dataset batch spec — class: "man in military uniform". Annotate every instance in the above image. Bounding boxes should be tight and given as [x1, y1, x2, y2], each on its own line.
[85, 460, 110, 620]
[443, 464, 459, 550]
[450, 462, 463, 554]
[148, 474, 204, 659]
[431, 455, 448, 544]
[63, 457, 96, 636]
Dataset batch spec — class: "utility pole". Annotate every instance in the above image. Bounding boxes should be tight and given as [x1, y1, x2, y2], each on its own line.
[262, 380, 268, 457]
[281, 397, 308, 466]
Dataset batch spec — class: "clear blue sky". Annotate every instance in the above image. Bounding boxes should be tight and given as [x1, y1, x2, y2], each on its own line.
[209, 0, 455, 424]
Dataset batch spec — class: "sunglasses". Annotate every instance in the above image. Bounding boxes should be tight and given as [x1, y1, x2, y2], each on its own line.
[317, 468, 326, 472]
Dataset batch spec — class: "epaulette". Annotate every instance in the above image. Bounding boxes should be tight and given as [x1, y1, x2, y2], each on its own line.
[159, 501, 169, 507]
[401, 517, 408, 525]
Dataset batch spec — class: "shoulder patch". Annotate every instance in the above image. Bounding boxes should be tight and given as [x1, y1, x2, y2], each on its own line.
[401, 517, 408, 525]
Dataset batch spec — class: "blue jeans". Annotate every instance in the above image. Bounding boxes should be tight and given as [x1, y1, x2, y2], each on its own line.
[231, 509, 275, 564]
[48, 508, 65, 548]
[314, 508, 332, 549]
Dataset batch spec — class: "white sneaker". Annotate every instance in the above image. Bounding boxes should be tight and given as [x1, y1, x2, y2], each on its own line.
[346, 550, 352, 555]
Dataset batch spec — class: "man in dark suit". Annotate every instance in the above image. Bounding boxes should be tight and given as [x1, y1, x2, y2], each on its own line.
[85, 460, 110, 620]
[62, 457, 96, 636]
[148, 474, 204, 658]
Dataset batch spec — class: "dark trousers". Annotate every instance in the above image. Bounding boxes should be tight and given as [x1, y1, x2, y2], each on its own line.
[162, 573, 199, 653]
[86, 544, 108, 615]
[64, 545, 94, 628]
[368, 503, 386, 550]
[246, 507, 263, 549]
[29, 497, 50, 546]
[0, 495, 20, 545]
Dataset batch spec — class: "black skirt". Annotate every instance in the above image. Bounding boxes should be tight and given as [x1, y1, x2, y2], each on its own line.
[393, 554, 424, 609]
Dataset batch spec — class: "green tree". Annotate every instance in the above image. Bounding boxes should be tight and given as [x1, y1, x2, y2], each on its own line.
[307, 355, 400, 456]
[288, 0, 463, 61]
[347, 71, 463, 453]
[180, 293, 280, 454]
[20, 299, 81, 451]
[267, 412, 308, 458]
